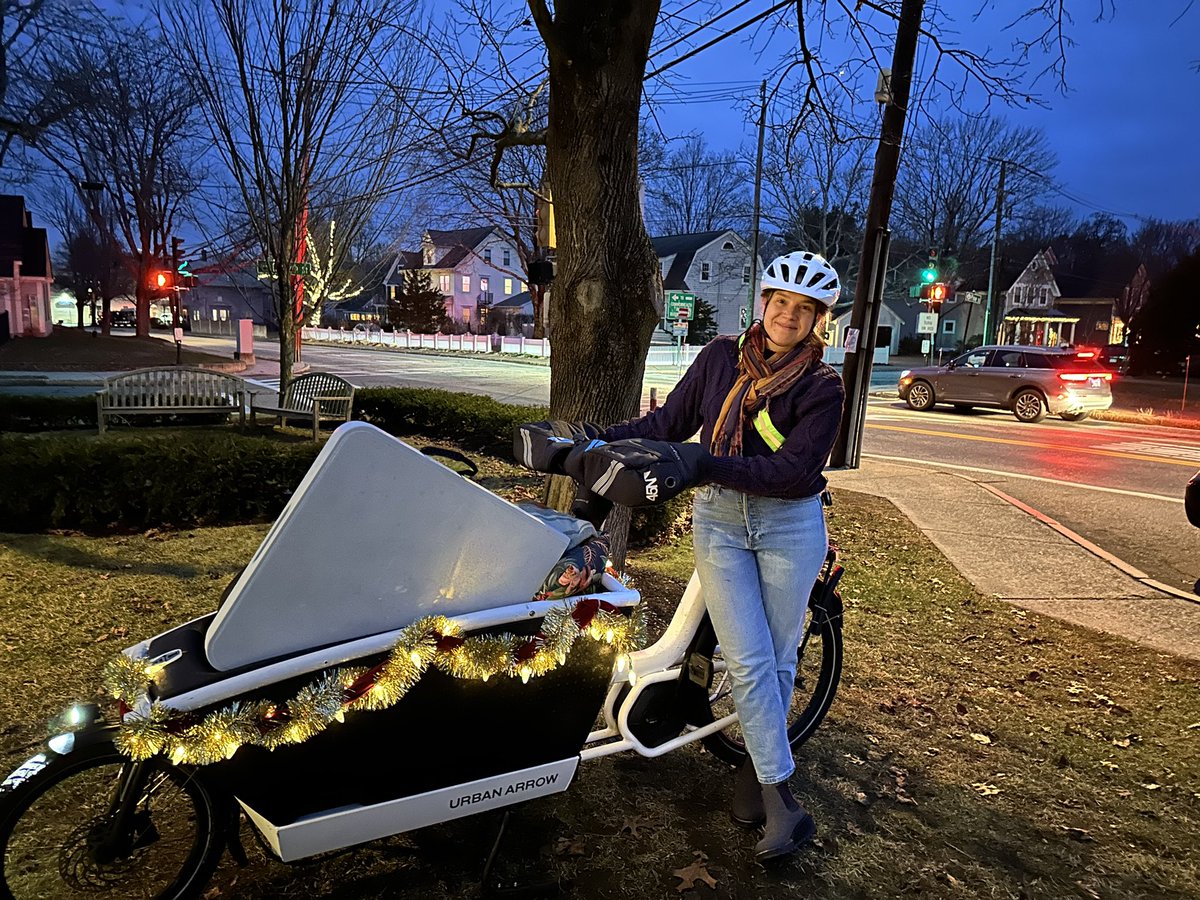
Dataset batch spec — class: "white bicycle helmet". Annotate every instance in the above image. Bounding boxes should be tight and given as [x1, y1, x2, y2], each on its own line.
[760, 251, 841, 308]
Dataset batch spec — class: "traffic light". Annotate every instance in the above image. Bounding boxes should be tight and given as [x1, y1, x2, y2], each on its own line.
[155, 271, 169, 290]
[926, 282, 948, 312]
[920, 248, 940, 283]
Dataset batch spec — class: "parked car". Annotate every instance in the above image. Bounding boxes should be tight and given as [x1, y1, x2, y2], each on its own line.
[1095, 344, 1130, 375]
[108, 308, 135, 328]
[897, 345, 1113, 423]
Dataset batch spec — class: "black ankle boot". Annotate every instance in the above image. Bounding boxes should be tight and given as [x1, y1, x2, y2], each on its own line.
[731, 758, 765, 828]
[754, 781, 815, 860]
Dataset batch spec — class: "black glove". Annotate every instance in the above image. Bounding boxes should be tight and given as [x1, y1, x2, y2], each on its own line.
[514, 421, 604, 474]
[578, 439, 710, 506]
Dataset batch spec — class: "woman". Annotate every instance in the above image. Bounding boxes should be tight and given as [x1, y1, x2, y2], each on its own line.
[600, 250, 845, 859]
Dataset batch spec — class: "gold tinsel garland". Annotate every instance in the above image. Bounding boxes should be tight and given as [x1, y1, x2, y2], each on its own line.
[104, 598, 646, 766]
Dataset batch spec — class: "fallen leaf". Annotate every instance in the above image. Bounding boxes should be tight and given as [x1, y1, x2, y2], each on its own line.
[672, 851, 717, 893]
[1112, 738, 1131, 748]
[971, 782, 1001, 796]
[554, 836, 586, 857]
[1062, 827, 1095, 843]
[846, 823, 866, 838]
[620, 816, 652, 837]
[969, 733, 992, 745]
[1139, 782, 1162, 791]
[854, 791, 870, 806]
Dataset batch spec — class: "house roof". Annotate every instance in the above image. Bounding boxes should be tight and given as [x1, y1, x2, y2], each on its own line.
[1003, 306, 1079, 321]
[0, 195, 51, 279]
[193, 264, 269, 290]
[334, 292, 379, 312]
[428, 226, 496, 269]
[492, 290, 532, 311]
[651, 230, 735, 292]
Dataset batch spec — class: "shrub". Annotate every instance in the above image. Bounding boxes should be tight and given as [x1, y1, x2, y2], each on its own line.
[0, 394, 97, 431]
[354, 387, 546, 456]
[0, 432, 319, 533]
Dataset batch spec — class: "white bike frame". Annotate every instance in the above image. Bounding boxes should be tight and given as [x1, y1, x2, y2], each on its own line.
[579, 569, 738, 761]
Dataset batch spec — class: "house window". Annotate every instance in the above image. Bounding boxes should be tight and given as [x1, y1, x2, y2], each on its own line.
[700, 261, 711, 282]
[742, 265, 751, 284]
[504, 278, 513, 295]
[723, 240, 735, 250]
[462, 307, 472, 324]
[439, 274, 451, 295]
[484, 248, 492, 263]
[503, 249, 511, 266]
[1039, 287, 1049, 306]
[480, 277, 489, 294]
[942, 320, 956, 334]
[461, 275, 470, 293]
[520, 281, 527, 293]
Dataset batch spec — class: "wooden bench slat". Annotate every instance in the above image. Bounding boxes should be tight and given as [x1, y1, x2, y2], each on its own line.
[97, 366, 247, 434]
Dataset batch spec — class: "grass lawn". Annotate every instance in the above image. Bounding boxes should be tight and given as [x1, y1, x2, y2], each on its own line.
[0, 450, 1197, 898]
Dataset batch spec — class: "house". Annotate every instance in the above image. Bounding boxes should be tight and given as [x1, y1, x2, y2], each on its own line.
[998, 248, 1138, 347]
[185, 264, 277, 336]
[324, 291, 387, 327]
[828, 299, 907, 355]
[489, 290, 534, 335]
[385, 227, 527, 333]
[652, 230, 761, 336]
[0, 195, 54, 338]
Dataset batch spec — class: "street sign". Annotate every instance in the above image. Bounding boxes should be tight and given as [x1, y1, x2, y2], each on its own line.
[289, 262, 312, 276]
[917, 312, 939, 334]
[739, 306, 749, 328]
[921, 339, 931, 355]
[665, 291, 695, 322]
[671, 322, 689, 337]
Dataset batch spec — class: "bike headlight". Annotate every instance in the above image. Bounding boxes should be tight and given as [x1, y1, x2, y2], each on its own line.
[47, 702, 103, 738]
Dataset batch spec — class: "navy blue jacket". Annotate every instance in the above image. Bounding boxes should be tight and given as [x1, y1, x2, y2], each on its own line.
[602, 336, 844, 499]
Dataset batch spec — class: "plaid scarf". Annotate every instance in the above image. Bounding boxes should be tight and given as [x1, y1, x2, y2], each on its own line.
[709, 323, 819, 457]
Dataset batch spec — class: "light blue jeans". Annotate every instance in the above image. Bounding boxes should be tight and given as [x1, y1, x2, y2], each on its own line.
[692, 485, 828, 784]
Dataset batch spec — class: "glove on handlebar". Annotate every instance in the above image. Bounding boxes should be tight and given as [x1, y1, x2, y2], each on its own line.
[578, 438, 710, 507]
[514, 420, 604, 474]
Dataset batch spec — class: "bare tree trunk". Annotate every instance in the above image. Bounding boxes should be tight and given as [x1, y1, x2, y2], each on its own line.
[530, 0, 661, 569]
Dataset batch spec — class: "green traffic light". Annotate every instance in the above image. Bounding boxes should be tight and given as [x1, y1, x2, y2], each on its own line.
[921, 267, 938, 283]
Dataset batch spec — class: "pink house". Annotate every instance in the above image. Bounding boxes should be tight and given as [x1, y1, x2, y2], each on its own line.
[0, 195, 54, 338]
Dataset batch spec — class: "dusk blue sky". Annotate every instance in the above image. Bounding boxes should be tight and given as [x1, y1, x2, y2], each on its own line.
[99, 0, 1200, 228]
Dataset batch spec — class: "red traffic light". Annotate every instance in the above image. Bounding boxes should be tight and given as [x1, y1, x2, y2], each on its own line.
[929, 283, 948, 302]
[155, 272, 169, 289]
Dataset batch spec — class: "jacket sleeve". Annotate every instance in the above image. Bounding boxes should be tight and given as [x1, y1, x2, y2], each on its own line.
[703, 369, 845, 495]
[600, 343, 713, 444]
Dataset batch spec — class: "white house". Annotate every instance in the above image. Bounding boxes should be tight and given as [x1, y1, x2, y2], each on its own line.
[385, 226, 527, 333]
[652, 230, 762, 336]
[0, 195, 53, 338]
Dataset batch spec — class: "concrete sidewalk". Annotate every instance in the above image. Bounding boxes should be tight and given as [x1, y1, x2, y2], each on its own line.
[827, 458, 1200, 661]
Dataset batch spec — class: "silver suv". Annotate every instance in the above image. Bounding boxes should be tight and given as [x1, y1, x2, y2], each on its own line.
[897, 345, 1113, 423]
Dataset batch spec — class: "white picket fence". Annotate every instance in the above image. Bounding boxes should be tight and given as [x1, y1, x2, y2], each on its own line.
[301, 328, 889, 366]
[304, 327, 492, 353]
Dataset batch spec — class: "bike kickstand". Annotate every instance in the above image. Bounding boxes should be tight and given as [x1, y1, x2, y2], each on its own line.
[479, 808, 572, 898]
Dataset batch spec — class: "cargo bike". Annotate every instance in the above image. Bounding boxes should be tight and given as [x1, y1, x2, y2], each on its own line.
[0, 422, 846, 898]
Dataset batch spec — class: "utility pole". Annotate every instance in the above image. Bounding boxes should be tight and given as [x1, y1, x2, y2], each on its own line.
[830, 0, 926, 469]
[747, 80, 768, 325]
[983, 159, 1008, 345]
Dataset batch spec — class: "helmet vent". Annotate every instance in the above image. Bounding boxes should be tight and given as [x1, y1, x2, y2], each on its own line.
[779, 263, 790, 282]
[805, 270, 826, 289]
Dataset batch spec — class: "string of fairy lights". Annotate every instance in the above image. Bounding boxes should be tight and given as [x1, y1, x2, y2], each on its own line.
[104, 597, 646, 767]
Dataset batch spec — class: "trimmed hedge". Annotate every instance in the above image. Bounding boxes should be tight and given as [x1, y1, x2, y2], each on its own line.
[0, 394, 98, 431]
[1, 387, 685, 544]
[0, 432, 319, 533]
[353, 387, 547, 456]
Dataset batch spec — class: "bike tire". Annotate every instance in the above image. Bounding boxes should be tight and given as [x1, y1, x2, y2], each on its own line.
[0, 743, 223, 900]
[700, 597, 844, 766]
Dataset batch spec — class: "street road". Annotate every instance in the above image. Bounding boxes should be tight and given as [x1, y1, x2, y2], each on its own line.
[192, 334, 1200, 594]
[863, 400, 1200, 596]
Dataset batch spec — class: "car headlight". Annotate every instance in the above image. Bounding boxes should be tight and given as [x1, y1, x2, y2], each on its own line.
[900, 370, 911, 379]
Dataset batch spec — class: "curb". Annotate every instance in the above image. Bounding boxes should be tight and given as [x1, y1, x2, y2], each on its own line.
[969, 477, 1199, 605]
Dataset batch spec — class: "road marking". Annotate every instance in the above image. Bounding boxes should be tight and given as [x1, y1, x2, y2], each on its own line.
[861, 453, 1184, 503]
[1100, 441, 1200, 462]
[865, 422, 1200, 468]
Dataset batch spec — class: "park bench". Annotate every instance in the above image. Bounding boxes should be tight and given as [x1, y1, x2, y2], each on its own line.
[250, 372, 355, 440]
[97, 366, 248, 434]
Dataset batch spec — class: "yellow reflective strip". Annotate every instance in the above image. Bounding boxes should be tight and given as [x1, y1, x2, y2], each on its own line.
[753, 408, 786, 451]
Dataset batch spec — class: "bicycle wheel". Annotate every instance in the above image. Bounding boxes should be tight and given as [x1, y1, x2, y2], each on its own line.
[700, 600, 843, 766]
[0, 745, 222, 900]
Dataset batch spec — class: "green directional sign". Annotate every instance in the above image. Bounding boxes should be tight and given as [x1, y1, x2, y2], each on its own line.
[289, 262, 312, 276]
[665, 290, 696, 321]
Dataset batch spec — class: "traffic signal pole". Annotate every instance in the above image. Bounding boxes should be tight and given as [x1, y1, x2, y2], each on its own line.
[830, 0, 926, 469]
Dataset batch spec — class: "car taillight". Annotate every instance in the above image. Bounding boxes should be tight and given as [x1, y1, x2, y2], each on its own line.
[1058, 372, 1112, 382]
[1075, 349, 1098, 359]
